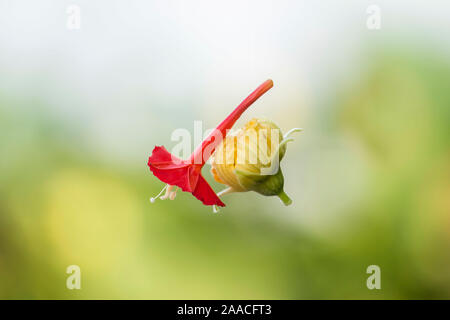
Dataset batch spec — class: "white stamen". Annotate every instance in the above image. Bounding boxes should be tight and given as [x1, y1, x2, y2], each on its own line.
[150, 184, 168, 203]
[279, 138, 294, 148]
[283, 128, 303, 139]
[271, 138, 294, 158]
[160, 185, 173, 200]
[212, 188, 233, 213]
[217, 187, 233, 197]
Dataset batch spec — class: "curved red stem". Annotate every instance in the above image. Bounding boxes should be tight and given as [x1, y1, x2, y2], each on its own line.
[189, 79, 273, 165]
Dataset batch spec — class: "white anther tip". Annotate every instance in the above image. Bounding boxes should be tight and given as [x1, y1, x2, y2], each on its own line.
[150, 197, 156, 203]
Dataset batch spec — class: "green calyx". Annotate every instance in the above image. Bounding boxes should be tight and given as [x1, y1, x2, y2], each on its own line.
[230, 127, 303, 206]
[234, 167, 292, 206]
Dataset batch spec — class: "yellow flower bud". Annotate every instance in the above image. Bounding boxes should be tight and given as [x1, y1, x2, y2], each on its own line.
[210, 118, 302, 206]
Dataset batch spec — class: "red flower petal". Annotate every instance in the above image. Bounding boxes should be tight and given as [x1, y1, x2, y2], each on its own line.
[193, 174, 225, 207]
[148, 146, 191, 191]
[148, 146, 225, 207]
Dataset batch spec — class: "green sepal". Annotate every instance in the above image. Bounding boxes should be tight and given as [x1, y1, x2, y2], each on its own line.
[234, 167, 285, 196]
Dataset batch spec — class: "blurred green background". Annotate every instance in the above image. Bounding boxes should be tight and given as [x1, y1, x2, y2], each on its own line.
[1, 1, 450, 299]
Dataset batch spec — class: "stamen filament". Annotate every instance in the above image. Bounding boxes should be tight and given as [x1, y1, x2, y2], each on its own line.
[160, 185, 174, 200]
[217, 187, 233, 197]
[150, 184, 168, 203]
[212, 187, 234, 213]
[283, 128, 303, 139]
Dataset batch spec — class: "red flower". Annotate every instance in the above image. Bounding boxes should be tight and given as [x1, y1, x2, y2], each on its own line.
[147, 79, 274, 207]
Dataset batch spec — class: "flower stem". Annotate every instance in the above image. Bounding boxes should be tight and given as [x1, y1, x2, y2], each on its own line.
[277, 190, 292, 206]
[190, 79, 274, 165]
